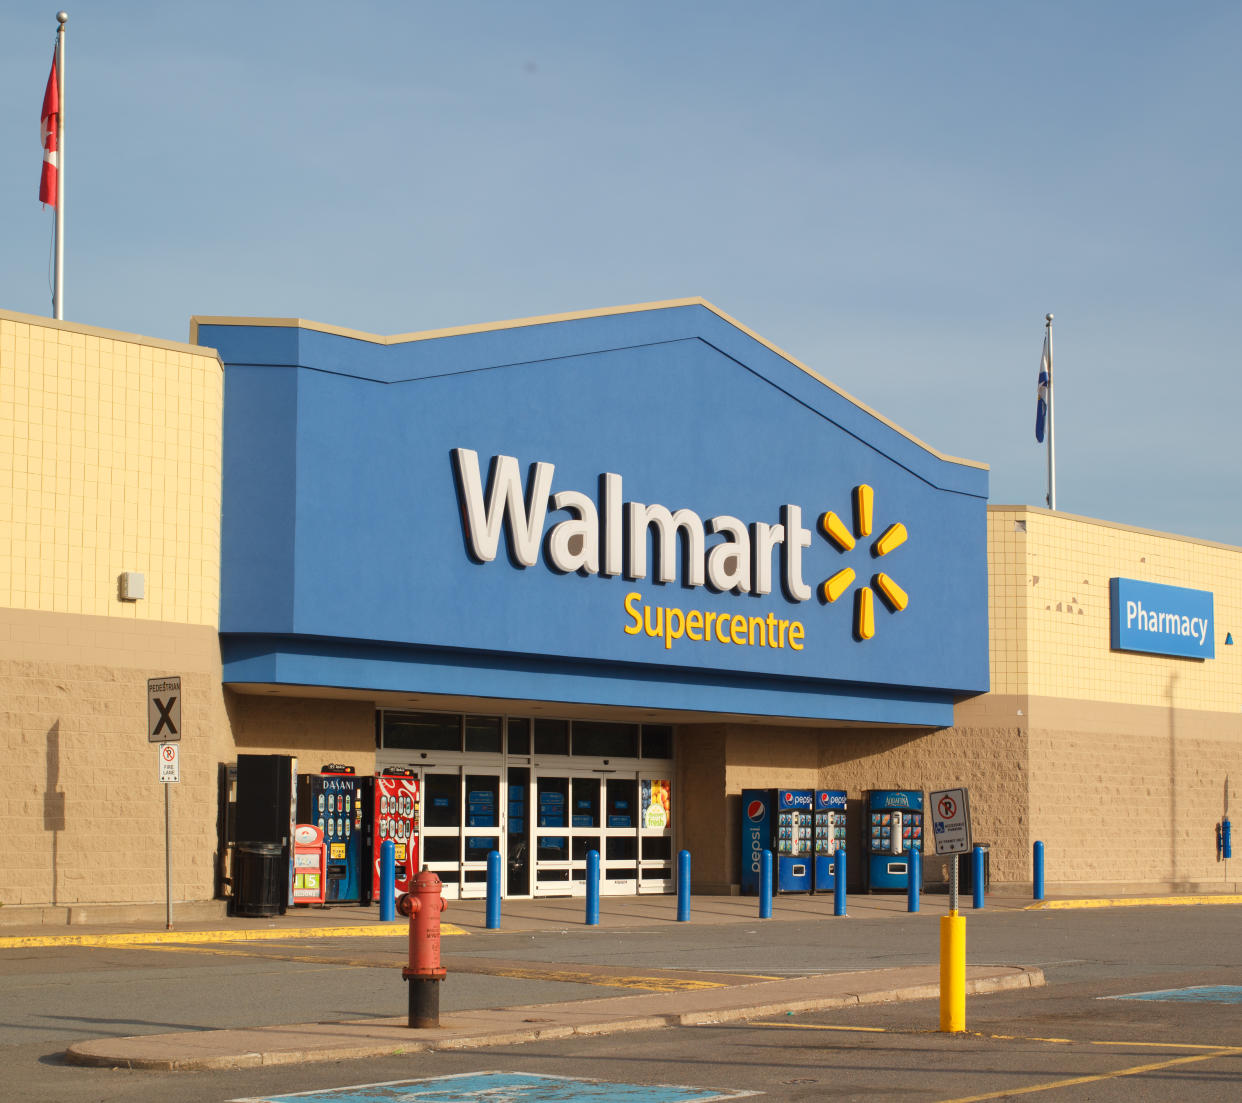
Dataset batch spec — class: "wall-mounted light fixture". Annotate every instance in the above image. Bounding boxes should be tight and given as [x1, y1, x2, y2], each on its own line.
[118, 571, 145, 601]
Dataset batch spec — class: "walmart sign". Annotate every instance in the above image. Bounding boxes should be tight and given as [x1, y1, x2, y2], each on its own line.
[1110, 578, 1214, 660]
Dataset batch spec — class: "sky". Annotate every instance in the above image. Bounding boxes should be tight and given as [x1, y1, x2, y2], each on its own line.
[3, 2, 1240, 545]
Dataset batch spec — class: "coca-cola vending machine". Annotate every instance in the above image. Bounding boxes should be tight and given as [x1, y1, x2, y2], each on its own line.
[372, 768, 420, 899]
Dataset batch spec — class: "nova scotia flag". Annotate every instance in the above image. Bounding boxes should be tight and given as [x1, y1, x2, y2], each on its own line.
[1035, 332, 1050, 443]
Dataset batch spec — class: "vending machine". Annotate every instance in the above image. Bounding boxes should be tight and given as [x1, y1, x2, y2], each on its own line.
[863, 789, 924, 892]
[812, 789, 847, 893]
[371, 768, 420, 900]
[740, 788, 814, 894]
[296, 765, 373, 904]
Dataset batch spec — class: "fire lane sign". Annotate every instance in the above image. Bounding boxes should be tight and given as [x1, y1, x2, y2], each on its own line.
[929, 786, 972, 855]
[159, 742, 179, 784]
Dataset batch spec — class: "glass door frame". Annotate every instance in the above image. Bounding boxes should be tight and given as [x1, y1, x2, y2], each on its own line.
[531, 768, 643, 897]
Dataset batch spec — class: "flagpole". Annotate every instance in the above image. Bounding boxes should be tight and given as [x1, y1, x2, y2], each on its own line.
[1045, 312, 1055, 510]
[53, 11, 67, 320]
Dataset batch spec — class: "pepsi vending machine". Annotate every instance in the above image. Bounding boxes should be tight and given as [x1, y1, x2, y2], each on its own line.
[297, 765, 373, 904]
[371, 768, 420, 900]
[813, 789, 847, 892]
[740, 789, 814, 894]
[863, 789, 924, 892]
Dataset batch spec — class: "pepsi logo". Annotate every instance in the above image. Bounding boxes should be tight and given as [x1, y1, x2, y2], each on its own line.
[746, 800, 766, 822]
[783, 792, 793, 803]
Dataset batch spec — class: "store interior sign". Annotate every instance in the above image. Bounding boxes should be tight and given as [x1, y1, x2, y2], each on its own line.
[1109, 577, 1214, 660]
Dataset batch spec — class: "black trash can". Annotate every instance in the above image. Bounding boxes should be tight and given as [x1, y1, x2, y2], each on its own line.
[971, 843, 991, 892]
[234, 841, 285, 917]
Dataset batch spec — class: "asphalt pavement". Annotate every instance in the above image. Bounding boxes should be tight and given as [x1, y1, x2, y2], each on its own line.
[3, 887, 1239, 1073]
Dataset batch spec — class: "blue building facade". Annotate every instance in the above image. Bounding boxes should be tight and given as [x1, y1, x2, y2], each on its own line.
[196, 298, 990, 897]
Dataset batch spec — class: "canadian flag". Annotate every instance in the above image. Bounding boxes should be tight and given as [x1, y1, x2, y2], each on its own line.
[40, 51, 59, 206]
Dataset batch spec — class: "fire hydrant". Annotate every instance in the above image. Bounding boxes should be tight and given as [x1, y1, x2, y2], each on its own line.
[397, 866, 447, 1028]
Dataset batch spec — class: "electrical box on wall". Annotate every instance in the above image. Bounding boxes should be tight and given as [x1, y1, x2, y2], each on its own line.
[119, 571, 145, 601]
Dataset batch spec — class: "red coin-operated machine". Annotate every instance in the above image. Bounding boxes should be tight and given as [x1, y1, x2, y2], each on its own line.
[291, 823, 327, 905]
[373, 768, 420, 900]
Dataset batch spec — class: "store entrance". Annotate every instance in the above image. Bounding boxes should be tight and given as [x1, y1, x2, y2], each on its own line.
[375, 710, 675, 900]
[532, 771, 669, 896]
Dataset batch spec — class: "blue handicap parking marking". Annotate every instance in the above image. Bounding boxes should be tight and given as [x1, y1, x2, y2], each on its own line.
[1105, 985, 1242, 1004]
[232, 1071, 759, 1103]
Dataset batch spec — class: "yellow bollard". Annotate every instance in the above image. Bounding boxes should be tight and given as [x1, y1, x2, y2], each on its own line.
[939, 910, 966, 1032]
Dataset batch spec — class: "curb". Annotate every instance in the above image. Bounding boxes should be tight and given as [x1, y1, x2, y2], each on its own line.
[64, 966, 1044, 1072]
[0, 922, 469, 950]
[1026, 895, 1242, 911]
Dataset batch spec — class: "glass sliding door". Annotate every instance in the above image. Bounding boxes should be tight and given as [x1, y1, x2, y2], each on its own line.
[534, 775, 571, 895]
[420, 771, 462, 897]
[461, 771, 502, 898]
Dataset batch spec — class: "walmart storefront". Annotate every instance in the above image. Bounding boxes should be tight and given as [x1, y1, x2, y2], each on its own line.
[5, 299, 1239, 920]
[198, 298, 989, 899]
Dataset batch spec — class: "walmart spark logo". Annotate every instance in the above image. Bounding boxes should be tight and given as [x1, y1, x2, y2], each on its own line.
[818, 484, 908, 640]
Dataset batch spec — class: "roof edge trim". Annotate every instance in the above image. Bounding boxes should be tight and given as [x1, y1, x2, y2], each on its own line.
[191, 297, 987, 472]
[1, 306, 220, 362]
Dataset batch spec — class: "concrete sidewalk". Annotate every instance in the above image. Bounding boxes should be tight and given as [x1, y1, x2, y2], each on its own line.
[5, 886, 1240, 949]
[63, 964, 1045, 1071]
[0, 887, 1032, 947]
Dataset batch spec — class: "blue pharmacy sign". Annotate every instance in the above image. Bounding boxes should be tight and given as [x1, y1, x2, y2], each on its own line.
[1110, 578, 1215, 660]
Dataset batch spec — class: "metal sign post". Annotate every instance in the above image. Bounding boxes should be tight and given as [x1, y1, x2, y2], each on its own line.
[150, 678, 182, 931]
[933, 785, 971, 1034]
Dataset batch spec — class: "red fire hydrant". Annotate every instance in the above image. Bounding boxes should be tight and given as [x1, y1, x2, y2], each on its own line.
[397, 866, 447, 1028]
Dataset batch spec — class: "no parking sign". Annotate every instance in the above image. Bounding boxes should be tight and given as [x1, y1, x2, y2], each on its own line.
[158, 742, 179, 784]
[929, 787, 971, 855]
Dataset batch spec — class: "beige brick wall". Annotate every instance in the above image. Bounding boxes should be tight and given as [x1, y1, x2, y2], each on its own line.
[0, 313, 231, 918]
[987, 506, 1242, 891]
[685, 719, 1030, 892]
[675, 725, 730, 892]
[0, 609, 232, 909]
[0, 310, 223, 625]
[990, 506, 1241, 710]
[225, 693, 376, 769]
[1026, 699, 1240, 890]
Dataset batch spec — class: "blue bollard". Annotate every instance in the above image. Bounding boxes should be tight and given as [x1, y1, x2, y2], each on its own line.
[486, 850, 502, 929]
[586, 849, 600, 925]
[759, 849, 773, 919]
[972, 844, 985, 909]
[908, 847, 920, 913]
[677, 849, 691, 922]
[833, 847, 847, 917]
[379, 838, 396, 922]
[1033, 840, 1045, 900]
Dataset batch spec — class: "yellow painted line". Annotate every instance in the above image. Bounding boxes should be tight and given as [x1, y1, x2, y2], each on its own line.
[0, 922, 468, 950]
[752, 1022, 1242, 1051]
[482, 966, 727, 993]
[937, 1045, 1242, 1102]
[751, 1021, 889, 1033]
[141, 946, 725, 992]
[748, 1021, 1242, 1101]
[1026, 895, 1242, 911]
[143, 944, 397, 969]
